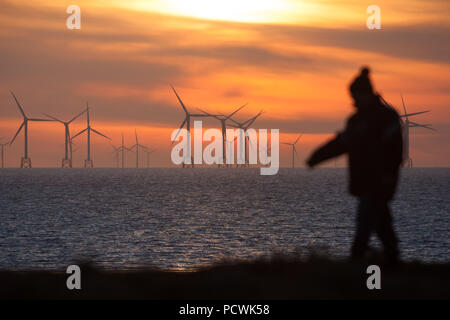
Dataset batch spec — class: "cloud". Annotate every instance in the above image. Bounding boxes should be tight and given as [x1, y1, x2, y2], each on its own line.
[152, 43, 353, 73]
[0, 1, 448, 133]
[247, 23, 450, 63]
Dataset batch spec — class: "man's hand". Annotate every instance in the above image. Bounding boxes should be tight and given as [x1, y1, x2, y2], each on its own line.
[306, 153, 319, 168]
[305, 134, 346, 169]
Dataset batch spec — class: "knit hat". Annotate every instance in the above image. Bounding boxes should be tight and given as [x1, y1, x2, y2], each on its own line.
[350, 67, 373, 96]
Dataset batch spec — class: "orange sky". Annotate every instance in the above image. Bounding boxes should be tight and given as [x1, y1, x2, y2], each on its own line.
[0, 0, 449, 167]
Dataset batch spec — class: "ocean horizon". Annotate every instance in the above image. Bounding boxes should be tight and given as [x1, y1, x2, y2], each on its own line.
[0, 168, 448, 270]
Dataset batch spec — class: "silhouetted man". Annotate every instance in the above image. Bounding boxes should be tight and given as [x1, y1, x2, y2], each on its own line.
[306, 67, 403, 264]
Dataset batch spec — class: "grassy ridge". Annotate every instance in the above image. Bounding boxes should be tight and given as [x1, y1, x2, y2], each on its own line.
[1, 255, 449, 299]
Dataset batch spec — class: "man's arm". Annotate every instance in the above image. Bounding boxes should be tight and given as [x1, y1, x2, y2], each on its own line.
[306, 133, 347, 168]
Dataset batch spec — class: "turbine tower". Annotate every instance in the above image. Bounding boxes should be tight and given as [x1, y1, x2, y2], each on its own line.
[198, 103, 246, 167]
[112, 133, 131, 168]
[9, 91, 53, 168]
[171, 85, 211, 168]
[223, 136, 237, 167]
[44, 109, 86, 168]
[399, 95, 434, 168]
[282, 135, 302, 168]
[131, 129, 148, 168]
[0, 138, 9, 168]
[229, 111, 264, 167]
[120, 133, 131, 169]
[72, 103, 111, 168]
[69, 140, 78, 166]
[110, 144, 121, 168]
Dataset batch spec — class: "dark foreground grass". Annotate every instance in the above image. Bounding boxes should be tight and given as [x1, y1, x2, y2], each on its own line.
[1, 255, 449, 299]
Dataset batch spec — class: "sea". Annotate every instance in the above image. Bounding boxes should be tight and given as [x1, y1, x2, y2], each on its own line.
[0, 168, 448, 270]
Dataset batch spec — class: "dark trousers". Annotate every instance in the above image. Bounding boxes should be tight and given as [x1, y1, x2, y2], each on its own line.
[351, 195, 399, 263]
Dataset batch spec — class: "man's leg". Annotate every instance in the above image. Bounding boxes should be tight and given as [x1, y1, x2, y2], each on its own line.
[374, 200, 399, 264]
[351, 196, 373, 259]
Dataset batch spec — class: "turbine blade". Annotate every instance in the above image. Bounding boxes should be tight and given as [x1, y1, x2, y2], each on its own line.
[242, 118, 253, 127]
[197, 108, 212, 116]
[170, 85, 189, 114]
[9, 121, 25, 145]
[10, 91, 26, 118]
[400, 111, 430, 118]
[190, 114, 212, 117]
[400, 94, 407, 118]
[29, 118, 54, 122]
[409, 121, 437, 131]
[244, 110, 264, 128]
[91, 128, 111, 140]
[68, 109, 87, 123]
[172, 117, 187, 142]
[413, 124, 431, 130]
[294, 134, 302, 145]
[43, 113, 64, 123]
[228, 118, 243, 127]
[86, 102, 90, 125]
[196, 109, 222, 120]
[248, 110, 264, 123]
[420, 125, 436, 131]
[225, 103, 247, 120]
[72, 127, 88, 140]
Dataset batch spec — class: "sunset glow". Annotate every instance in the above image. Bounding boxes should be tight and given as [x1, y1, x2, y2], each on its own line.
[129, 0, 293, 23]
[0, 0, 449, 167]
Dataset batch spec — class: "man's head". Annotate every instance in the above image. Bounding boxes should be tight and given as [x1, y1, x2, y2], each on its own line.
[349, 67, 374, 108]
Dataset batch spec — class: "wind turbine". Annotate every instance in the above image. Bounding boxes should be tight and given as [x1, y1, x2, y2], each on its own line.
[0, 138, 10, 168]
[131, 129, 148, 168]
[282, 135, 302, 168]
[229, 111, 264, 167]
[171, 85, 212, 168]
[120, 133, 132, 168]
[69, 140, 78, 166]
[72, 102, 111, 168]
[69, 141, 81, 166]
[198, 103, 247, 167]
[110, 144, 121, 168]
[112, 133, 132, 168]
[9, 91, 54, 168]
[223, 136, 237, 167]
[399, 94, 434, 168]
[44, 109, 86, 168]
